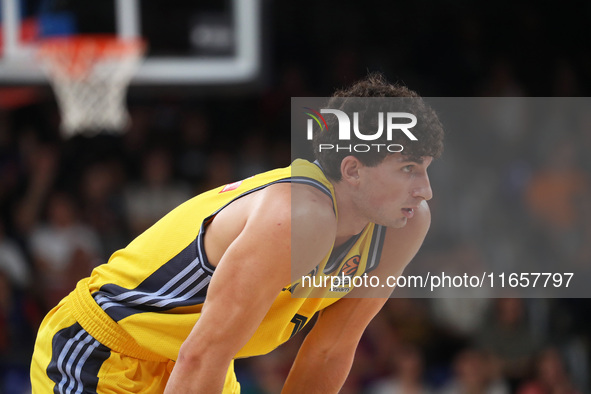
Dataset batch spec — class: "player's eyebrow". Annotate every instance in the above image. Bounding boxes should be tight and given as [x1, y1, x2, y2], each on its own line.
[397, 156, 424, 164]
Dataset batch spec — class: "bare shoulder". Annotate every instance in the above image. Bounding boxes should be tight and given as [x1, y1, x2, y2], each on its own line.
[248, 182, 336, 227]
[251, 182, 337, 277]
[292, 182, 337, 271]
[290, 182, 336, 226]
[206, 181, 336, 273]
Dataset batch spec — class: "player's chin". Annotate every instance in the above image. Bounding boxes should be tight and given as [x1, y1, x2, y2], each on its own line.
[394, 217, 408, 228]
[379, 217, 407, 228]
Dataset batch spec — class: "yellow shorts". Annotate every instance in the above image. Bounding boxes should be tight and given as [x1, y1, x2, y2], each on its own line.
[30, 290, 240, 393]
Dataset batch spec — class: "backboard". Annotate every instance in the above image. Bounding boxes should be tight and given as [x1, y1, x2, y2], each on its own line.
[0, 0, 261, 85]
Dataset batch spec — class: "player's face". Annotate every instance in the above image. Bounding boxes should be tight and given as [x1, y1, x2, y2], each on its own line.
[355, 154, 433, 228]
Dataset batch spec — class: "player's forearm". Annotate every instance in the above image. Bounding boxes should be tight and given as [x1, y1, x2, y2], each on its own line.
[282, 342, 355, 394]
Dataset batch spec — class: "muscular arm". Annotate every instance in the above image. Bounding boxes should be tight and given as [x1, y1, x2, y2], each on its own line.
[282, 201, 431, 393]
[282, 297, 388, 394]
[164, 184, 335, 393]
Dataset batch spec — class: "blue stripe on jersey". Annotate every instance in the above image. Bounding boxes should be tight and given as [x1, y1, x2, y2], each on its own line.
[91, 176, 335, 322]
[47, 323, 110, 394]
[92, 230, 211, 322]
[365, 225, 387, 273]
[288, 176, 332, 199]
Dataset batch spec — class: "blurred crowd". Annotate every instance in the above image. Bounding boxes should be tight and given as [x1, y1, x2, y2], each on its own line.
[2, 1, 591, 393]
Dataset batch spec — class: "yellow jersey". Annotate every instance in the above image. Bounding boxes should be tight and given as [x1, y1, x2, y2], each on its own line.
[70, 159, 386, 361]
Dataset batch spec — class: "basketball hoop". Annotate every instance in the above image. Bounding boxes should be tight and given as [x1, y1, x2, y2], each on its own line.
[37, 35, 145, 138]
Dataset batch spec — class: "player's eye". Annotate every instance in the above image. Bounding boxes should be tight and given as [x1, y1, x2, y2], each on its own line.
[402, 165, 414, 173]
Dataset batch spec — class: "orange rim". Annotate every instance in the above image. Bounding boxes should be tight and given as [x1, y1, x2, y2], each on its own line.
[38, 35, 146, 77]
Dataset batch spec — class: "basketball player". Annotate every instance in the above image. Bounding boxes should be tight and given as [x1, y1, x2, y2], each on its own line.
[30, 73, 444, 393]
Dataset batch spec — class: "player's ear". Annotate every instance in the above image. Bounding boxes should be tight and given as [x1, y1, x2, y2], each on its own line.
[340, 156, 361, 185]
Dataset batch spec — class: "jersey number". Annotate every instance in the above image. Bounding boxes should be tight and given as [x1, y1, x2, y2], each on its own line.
[289, 314, 308, 339]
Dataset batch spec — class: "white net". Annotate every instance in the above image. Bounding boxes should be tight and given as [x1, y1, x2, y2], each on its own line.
[38, 37, 145, 138]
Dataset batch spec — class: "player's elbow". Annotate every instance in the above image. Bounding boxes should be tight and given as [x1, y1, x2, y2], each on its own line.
[176, 339, 233, 370]
[305, 328, 359, 366]
[176, 342, 203, 367]
[176, 345, 201, 368]
[317, 343, 355, 364]
[304, 341, 357, 382]
[169, 341, 234, 392]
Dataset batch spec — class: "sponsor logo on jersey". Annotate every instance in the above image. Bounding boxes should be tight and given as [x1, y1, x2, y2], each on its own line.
[220, 180, 243, 193]
[330, 255, 361, 292]
[339, 255, 360, 277]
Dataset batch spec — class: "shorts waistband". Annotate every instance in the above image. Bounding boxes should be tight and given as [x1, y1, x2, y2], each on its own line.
[70, 279, 169, 362]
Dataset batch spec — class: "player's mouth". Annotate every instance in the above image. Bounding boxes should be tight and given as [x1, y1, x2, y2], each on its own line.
[401, 207, 415, 218]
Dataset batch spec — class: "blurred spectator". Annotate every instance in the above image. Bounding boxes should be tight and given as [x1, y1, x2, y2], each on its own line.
[80, 160, 129, 254]
[199, 150, 237, 193]
[236, 132, 270, 179]
[177, 110, 212, 183]
[476, 298, 540, 385]
[124, 106, 151, 155]
[368, 344, 433, 394]
[28, 191, 101, 307]
[239, 351, 289, 394]
[0, 116, 21, 219]
[236, 324, 305, 394]
[124, 148, 192, 236]
[523, 139, 590, 272]
[517, 348, 581, 394]
[438, 348, 510, 394]
[361, 310, 403, 380]
[0, 222, 30, 289]
[524, 140, 589, 233]
[260, 65, 312, 128]
[0, 268, 42, 393]
[429, 243, 492, 337]
[381, 299, 435, 348]
[341, 341, 375, 394]
[13, 142, 59, 236]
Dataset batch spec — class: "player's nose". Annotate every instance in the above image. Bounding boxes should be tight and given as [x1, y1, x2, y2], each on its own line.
[412, 174, 433, 201]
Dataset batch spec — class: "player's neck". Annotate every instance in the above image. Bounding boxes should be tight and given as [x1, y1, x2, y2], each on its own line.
[332, 181, 370, 247]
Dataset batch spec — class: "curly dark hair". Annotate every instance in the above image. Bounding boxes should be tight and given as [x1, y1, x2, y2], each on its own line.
[313, 73, 444, 181]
